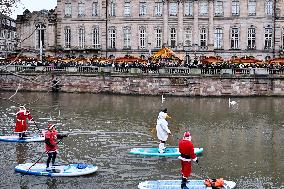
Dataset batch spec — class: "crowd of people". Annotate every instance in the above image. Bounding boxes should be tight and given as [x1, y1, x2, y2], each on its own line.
[1, 57, 284, 71]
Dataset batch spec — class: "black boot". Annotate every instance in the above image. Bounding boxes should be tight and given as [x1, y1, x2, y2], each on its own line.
[181, 178, 189, 189]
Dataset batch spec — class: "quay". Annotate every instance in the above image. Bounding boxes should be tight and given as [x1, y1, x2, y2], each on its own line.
[1, 65, 284, 96]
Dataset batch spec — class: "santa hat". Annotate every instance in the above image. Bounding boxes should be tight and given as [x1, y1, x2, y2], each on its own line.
[48, 124, 55, 130]
[183, 131, 192, 141]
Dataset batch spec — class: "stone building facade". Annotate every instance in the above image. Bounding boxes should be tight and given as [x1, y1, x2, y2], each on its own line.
[16, 0, 284, 60]
[0, 14, 17, 58]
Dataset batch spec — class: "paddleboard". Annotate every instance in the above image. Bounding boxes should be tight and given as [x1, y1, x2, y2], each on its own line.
[0, 135, 44, 143]
[138, 179, 236, 189]
[129, 147, 203, 157]
[15, 163, 98, 177]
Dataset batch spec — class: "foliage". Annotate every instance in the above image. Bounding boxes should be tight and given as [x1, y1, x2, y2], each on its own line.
[0, 0, 21, 15]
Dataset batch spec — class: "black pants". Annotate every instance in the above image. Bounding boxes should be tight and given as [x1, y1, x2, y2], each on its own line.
[46, 152, 57, 167]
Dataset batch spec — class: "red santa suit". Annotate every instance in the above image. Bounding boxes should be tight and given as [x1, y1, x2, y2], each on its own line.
[45, 128, 58, 153]
[14, 107, 33, 133]
[178, 132, 198, 178]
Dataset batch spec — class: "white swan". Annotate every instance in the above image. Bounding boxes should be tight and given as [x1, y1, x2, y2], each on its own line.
[229, 98, 237, 106]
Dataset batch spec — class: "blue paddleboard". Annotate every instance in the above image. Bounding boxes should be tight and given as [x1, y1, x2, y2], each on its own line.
[15, 163, 98, 177]
[138, 180, 237, 189]
[129, 147, 203, 157]
[0, 135, 44, 143]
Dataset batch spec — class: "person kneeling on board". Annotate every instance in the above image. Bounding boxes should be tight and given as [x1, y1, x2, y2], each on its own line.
[178, 132, 198, 189]
[45, 124, 67, 171]
[156, 108, 172, 153]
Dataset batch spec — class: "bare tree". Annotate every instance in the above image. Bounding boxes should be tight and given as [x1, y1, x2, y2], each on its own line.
[0, 0, 21, 15]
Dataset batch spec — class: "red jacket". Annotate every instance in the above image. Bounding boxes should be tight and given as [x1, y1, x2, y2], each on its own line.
[14, 110, 33, 133]
[45, 130, 58, 152]
[179, 139, 197, 161]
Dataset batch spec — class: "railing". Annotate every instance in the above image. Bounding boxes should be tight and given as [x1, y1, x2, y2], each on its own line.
[0, 65, 284, 76]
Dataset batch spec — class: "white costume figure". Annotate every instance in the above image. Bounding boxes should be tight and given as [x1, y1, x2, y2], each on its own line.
[156, 108, 171, 153]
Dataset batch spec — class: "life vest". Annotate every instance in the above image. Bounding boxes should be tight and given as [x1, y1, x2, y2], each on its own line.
[204, 178, 224, 188]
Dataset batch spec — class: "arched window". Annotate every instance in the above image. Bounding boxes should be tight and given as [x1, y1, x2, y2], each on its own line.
[247, 27, 256, 49]
[35, 23, 46, 49]
[214, 28, 223, 49]
[93, 26, 100, 49]
[139, 27, 146, 49]
[123, 26, 131, 49]
[64, 27, 71, 48]
[200, 27, 207, 48]
[230, 27, 239, 49]
[155, 28, 162, 48]
[78, 27, 85, 48]
[264, 27, 273, 50]
[170, 28, 176, 48]
[108, 27, 116, 49]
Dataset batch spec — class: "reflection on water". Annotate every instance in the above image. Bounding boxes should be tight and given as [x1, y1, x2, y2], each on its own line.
[0, 92, 283, 189]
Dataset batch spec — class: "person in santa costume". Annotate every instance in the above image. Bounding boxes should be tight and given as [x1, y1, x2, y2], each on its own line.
[178, 131, 198, 189]
[156, 108, 171, 153]
[15, 106, 34, 139]
[45, 123, 67, 171]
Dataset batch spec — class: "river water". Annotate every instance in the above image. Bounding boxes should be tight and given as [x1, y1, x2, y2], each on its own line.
[0, 92, 283, 189]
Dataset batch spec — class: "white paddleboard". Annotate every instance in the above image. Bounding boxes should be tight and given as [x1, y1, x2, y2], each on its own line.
[15, 163, 98, 177]
[138, 179, 236, 189]
[0, 135, 44, 143]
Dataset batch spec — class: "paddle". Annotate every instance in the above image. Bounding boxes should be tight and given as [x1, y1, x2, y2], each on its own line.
[197, 162, 210, 180]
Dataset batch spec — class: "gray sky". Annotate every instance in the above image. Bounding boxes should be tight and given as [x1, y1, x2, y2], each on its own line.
[11, 0, 57, 19]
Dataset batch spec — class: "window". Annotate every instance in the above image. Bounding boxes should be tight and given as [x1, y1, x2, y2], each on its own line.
[282, 28, 284, 50]
[199, 0, 208, 16]
[155, 28, 162, 48]
[215, 1, 223, 16]
[108, 28, 116, 48]
[247, 28, 256, 49]
[170, 28, 176, 48]
[92, 1, 99, 16]
[200, 27, 207, 48]
[169, 2, 177, 16]
[232, 0, 240, 16]
[184, 28, 192, 47]
[264, 28, 273, 49]
[265, 0, 273, 15]
[109, 0, 116, 17]
[155, 2, 162, 16]
[184, 1, 193, 16]
[214, 28, 223, 49]
[248, 0, 256, 16]
[64, 1, 72, 17]
[139, 2, 147, 16]
[124, 2, 131, 16]
[123, 27, 131, 48]
[139, 27, 146, 49]
[231, 28, 239, 49]
[36, 23, 46, 49]
[78, 1, 85, 16]
[93, 27, 100, 49]
[0, 30, 4, 38]
[64, 27, 71, 48]
[78, 27, 85, 48]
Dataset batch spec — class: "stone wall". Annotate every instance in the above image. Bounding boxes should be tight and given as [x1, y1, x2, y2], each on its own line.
[1, 73, 284, 96]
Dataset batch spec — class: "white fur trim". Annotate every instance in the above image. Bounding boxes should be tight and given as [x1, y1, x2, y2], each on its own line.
[183, 136, 192, 141]
[178, 156, 192, 162]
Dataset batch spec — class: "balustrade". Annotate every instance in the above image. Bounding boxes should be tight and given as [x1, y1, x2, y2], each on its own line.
[0, 65, 284, 76]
